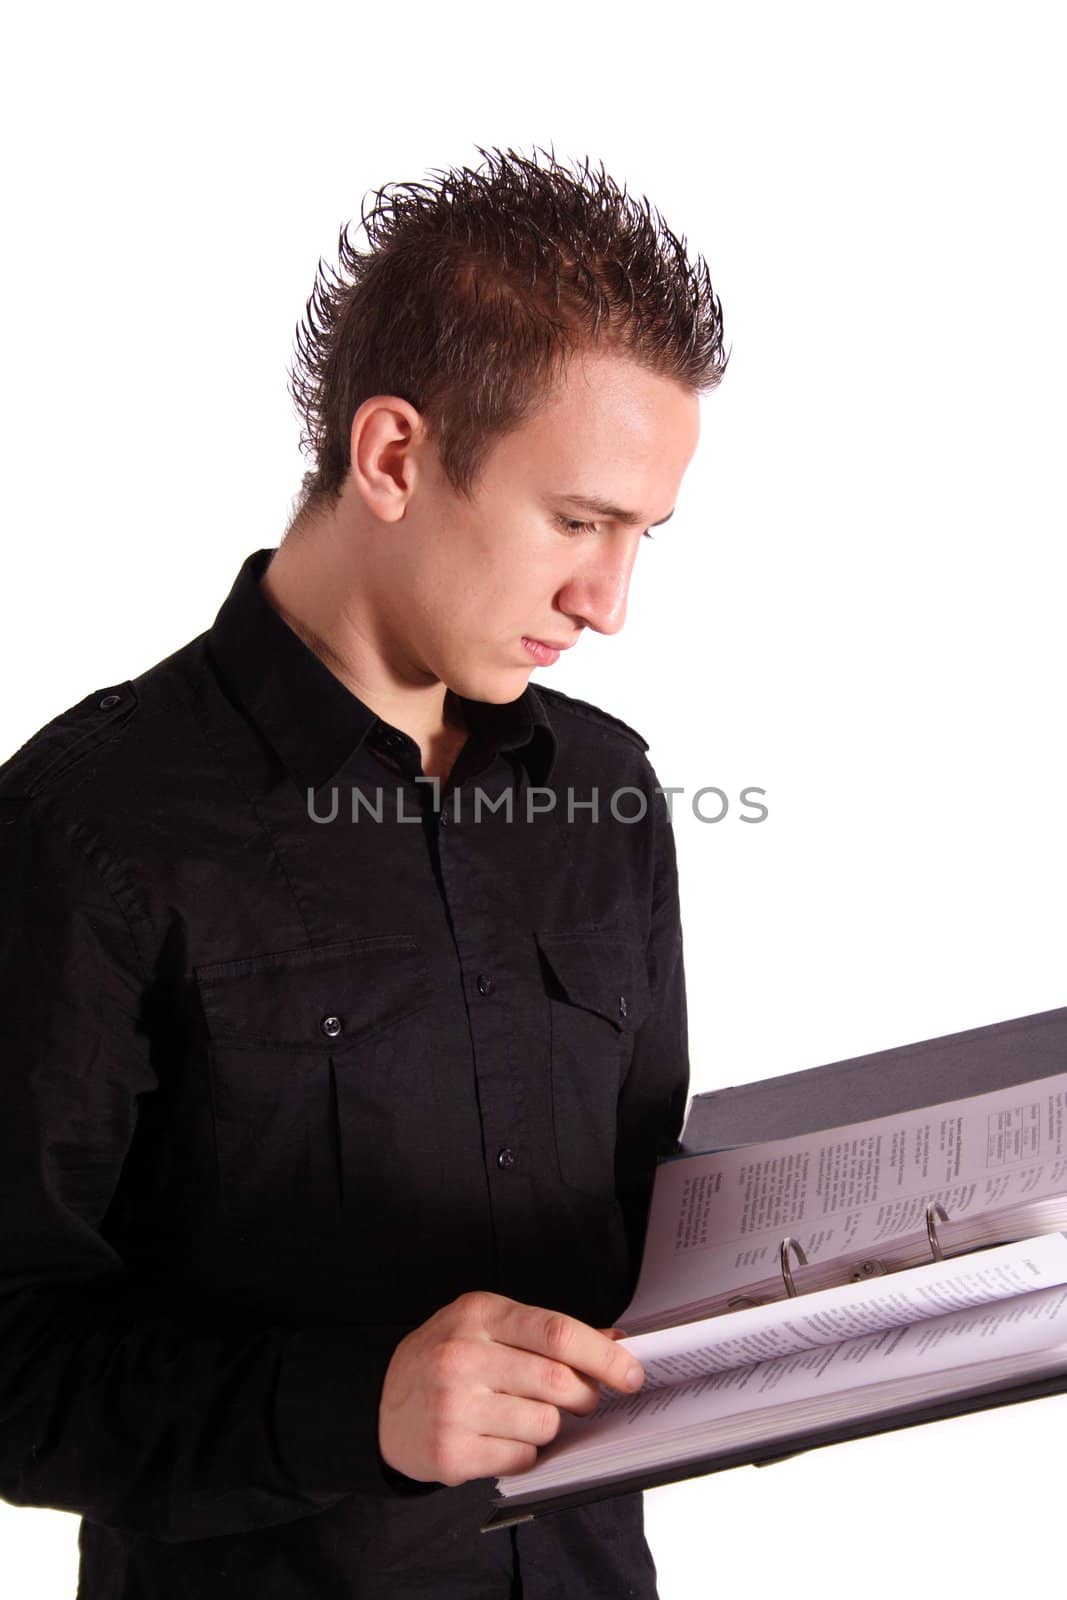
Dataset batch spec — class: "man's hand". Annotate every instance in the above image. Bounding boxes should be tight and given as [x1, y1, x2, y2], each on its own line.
[378, 1291, 645, 1486]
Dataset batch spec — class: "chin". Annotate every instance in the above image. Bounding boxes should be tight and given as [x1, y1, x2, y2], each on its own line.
[449, 665, 533, 705]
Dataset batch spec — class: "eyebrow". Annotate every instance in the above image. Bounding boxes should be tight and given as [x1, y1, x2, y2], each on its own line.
[556, 494, 676, 528]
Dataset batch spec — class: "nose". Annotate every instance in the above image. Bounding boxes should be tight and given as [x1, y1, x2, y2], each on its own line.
[556, 531, 643, 637]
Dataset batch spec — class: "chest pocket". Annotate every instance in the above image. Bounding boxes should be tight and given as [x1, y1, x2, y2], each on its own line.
[535, 931, 652, 1199]
[194, 935, 434, 1226]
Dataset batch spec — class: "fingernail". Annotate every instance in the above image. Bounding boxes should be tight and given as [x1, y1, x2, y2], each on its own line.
[624, 1364, 644, 1391]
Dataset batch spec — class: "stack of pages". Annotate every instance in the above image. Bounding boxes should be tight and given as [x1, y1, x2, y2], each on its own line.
[486, 1055, 1067, 1526]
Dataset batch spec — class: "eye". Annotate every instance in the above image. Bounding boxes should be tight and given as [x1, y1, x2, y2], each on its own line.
[554, 514, 600, 536]
[553, 514, 656, 540]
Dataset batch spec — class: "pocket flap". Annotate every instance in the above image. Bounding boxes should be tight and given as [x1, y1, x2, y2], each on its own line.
[193, 934, 427, 1050]
[534, 931, 651, 1032]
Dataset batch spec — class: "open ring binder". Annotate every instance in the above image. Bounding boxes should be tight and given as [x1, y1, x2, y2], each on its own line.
[730, 1205, 960, 1307]
[482, 1004, 1067, 1534]
[773, 1205, 952, 1298]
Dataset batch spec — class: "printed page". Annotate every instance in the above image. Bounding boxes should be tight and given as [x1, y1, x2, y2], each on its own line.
[623, 1068, 1067, 1328]
[621, 1232, 1067, 1386]
[498, 1282, 1067, 1500]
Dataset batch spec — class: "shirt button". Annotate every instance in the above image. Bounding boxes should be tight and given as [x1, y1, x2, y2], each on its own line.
[477, 974, 495, 997]
[320, 1014, 343, 1038]
[99, 693, 121, 710]
[438, 808, 449, 828]
[618, 995, 628, 1020]
[496, 1147, 516, 1170]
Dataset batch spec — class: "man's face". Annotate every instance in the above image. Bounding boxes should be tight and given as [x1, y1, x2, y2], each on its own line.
[375, 346, 701, 703]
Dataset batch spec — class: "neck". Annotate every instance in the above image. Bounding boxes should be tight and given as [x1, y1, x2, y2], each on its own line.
[260, 516, 466, 764]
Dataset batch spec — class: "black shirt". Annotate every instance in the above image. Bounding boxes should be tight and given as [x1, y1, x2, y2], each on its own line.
[0, 547, 690, 1598]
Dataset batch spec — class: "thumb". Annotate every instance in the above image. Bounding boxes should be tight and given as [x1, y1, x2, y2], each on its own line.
[596, 1326, 630, 1340]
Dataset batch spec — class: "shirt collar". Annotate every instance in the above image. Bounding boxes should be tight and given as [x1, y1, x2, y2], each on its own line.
[206, 548, 557, 794]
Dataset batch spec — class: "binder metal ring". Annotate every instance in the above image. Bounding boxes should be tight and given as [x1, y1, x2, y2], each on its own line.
[779, 1236, 808, 1297]
[925, 1201, 950, 1261]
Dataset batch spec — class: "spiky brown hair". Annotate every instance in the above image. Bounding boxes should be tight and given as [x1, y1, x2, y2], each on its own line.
[288, 144, 726, 516]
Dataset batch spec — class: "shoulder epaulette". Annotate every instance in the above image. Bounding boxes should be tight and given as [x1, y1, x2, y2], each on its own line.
[533, 683, 649, 752]
[0, 680, 139, 798]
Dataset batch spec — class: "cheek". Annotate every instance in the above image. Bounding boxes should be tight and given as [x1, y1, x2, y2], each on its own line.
[411, 552, 498, 643]
[419, 514, 565, 635]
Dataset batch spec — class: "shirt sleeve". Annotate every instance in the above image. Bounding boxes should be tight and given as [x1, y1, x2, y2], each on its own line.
[0, 795, 440, 1544]
[613, 781, 691, 1301]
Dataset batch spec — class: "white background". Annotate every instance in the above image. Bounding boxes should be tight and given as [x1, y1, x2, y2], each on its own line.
[3, 1, 1066, 1594]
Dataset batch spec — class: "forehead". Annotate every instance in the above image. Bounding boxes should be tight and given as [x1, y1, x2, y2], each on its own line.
[490, 347, 701, 501]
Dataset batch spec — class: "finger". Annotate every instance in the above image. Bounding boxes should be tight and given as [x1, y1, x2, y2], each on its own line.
[464, 1389, 564, 1448]
[596, 1327, 630, 1340]
[491, 1302, 644, 1394]
[475, 1340, 603, 1417]
[467, 1435, 540, 1481]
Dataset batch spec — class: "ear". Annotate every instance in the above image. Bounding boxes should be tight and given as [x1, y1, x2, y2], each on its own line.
[347, 396, 427, 523]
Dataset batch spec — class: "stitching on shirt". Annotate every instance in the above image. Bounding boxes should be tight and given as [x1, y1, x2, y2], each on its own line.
[194, 932, 420, 984]
[531, 684, 649, 751]
[0, 684, 140, 800]
[33, 794, 155, 985]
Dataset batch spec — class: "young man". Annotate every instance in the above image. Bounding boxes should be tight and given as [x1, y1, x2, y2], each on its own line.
[0, 148, 725, 1597]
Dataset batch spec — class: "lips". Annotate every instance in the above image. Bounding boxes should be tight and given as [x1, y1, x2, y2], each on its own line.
[522, 636, 567, 666]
